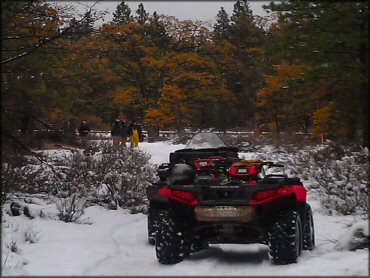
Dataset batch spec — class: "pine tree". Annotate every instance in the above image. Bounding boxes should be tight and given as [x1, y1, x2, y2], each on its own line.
[67, 11, 95, 39]
[136, 3, 149, 24]
[231, 0, 253, 22]
[212, 0, 265, 129]
[113, 1, 132, 24]
[148, 12, 171, 49]
[230, 0, 258, 48]
[264, 0, 368, 145]
[213, 7, 230, 40]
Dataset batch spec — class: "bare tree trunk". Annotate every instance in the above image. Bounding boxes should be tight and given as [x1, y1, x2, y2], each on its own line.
[147, 125, 159, 143]
[274, 115, 280, 139]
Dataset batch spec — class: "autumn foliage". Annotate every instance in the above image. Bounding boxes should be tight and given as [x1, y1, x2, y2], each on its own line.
[1, 0, 368, 146]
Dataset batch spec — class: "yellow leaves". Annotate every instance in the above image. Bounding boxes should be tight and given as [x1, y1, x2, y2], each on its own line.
[78, 114, 105, 129]
[272, 63, 311, 79]
[144, 84, 182, 128]
[168, 52, 207, 69]
[145, 108, 174, 128]
[157, 83, 188, 118]
[310, 82, 332, 100]
[312, 102, 347, 138]
[257, 62, 311, 108]
[165, 52, 218, 91]
[313, 102, 335, 134]
[270, 21, 286, 37]
[140, 56, 166, 69]
[112, 87, 137, 106]
[159, 83, 185, 103]
[49, 108, 73, 123]
[256, 62, 315, 133]
[256, 87, 271, 107]
[100, 21, 137, 36]
[247, 47, 265, 55]
[144, 83, 191, 129]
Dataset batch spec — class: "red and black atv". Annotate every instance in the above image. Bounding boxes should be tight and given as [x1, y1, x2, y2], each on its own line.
[146, 132, 315, 265]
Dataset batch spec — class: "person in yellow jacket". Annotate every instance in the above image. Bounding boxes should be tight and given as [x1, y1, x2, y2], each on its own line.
[129, 121, 140, 148]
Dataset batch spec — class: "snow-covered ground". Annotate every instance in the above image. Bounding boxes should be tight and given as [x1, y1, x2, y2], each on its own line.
[2, 141, 369, 276]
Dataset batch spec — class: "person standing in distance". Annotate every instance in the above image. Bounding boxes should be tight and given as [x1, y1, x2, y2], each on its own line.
[111, 119, 122, 150]
[129, 121, 140, 148]
[78, 120, 90, 146]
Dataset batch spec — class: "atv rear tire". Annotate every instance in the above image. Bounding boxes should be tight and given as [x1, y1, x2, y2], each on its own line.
[303, 204, 315, 250]
[268, 210, 302, 265]
[155, 210, 190, 264]
[147, 206, 158, 245]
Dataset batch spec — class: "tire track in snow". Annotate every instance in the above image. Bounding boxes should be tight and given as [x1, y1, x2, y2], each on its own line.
[81, 208, 147, 275]
[83, 213, 158, 275]
[81, 222, 125, 275]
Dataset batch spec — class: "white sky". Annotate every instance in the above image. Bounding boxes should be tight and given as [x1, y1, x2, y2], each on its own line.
[64, 1, 269, 25]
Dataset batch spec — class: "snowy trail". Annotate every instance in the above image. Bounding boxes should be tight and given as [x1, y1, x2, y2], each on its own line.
[2, 141, 368, 276]
[77, 206, 368, 276]
[3, 190, 368, 276]
[77, 198, 368, 276]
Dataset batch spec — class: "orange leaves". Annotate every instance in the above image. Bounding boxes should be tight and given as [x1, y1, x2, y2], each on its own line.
[270, 21, 286, 37]
[49, 108, 74, 124]
[257, 62, 311, 107]
[144, 83, 189, 129]
[145, 84, 179, 128]
[140, 56, 166, 68]
[269, 63, 310, 84]
[256, 62, 313, 133]
[312, 102, 335, 134]
[93, 17, 231, 130]
[112, 87, 137, 107]
[310, 82, 332, 100]
[247, 47, 265, 55]
[145, 108, 173, 128]
[312, 101, 347, 138]
[168, 52, 208, 72]
[166, 52, 217, 88]
[159, 83, 185, 103]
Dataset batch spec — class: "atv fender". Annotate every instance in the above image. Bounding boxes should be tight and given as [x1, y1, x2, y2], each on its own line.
[146, 185, 169, 204]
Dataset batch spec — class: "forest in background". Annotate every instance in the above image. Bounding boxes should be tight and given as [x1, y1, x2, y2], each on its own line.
[1, 0, 368, 148]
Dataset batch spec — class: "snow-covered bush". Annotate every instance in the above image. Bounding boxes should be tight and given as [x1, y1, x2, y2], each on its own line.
[2, 212, 40, 271]
[2, 213, 39, 250]
[1, 147, 64, 203]
[2, 164, 19, 205]
[1, 152, 36, 205]
[53, 193, 87, 223]
[89, 141, 156, 212]
[2, 140, 156, 214]
[48, 141, 156, 212]
[288, 142, 369, 216]
[22, 224, 40, 244]
[335, 220, 369, 251]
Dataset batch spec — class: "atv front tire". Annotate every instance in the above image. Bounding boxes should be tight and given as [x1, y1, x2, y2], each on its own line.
[268, 210, 302, 265]
[155, 210, 190, 264]
[303, 204, 315, 250]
